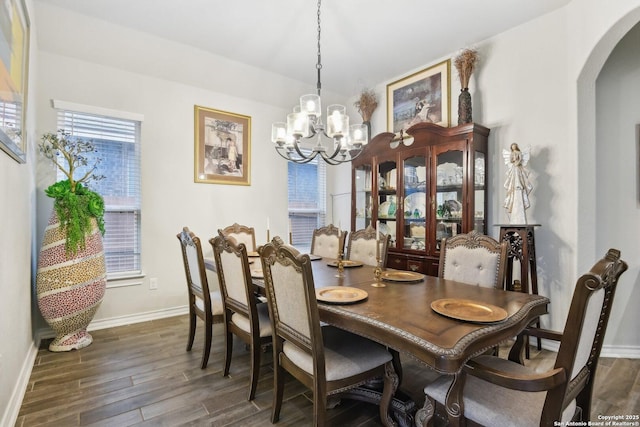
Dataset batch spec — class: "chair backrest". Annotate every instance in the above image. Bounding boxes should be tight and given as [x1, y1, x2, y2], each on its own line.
[347, 225, 391, 266]
[219, 223, 256, 252]
[259, 237, 327, 379]
[438, 231, 508, 288]
[541, 248, 628, 425]
[210, 234, 256, 322]
[310, 224, 347, 259]
[177, 227, 213, 317]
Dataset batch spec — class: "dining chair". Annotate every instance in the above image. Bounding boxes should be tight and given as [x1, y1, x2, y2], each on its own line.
[416, 248, 628, 427]
[346, 224, 391, 267]
[219, 223, 257, 252]
[210, 234, 272, 401]
[259, 236, 397, 426]
[177, 227, 223, 369]
[438, 230, 508, 289]
[310, 224, 347, 259]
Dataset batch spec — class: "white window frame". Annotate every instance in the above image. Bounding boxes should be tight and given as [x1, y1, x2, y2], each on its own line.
[52, 100, 144, 282]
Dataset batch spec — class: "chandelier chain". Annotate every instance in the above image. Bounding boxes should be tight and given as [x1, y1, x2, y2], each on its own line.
[270, 0, 369, 165]
[316, 0, 322, 95]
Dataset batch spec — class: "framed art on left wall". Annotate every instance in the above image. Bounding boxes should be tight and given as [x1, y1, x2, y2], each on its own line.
[0, 0, 30, 163]
[194, 105, 251, 185]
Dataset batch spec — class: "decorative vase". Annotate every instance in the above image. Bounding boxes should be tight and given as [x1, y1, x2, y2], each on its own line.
[36, 210, 107, 352]
[363, 120, 372, 142]
[458, 88, 472, 125]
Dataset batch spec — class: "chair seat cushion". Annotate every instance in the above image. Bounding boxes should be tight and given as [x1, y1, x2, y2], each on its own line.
[195, 291, 223, 316]
[424, 355, 576, 426]
[231, 302, 272, 337]
[283, 326, 392, 381]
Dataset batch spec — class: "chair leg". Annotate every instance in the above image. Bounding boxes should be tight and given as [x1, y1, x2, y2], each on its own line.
[379, 361, 399, 427]
[186, 312, 196, 351]
[271, 363, 285, 423]
[223, 329, 233, 376]
[414, 396, 436, 427]
[313, 390, 326, 427]
[201, 319, 212, 369]
[248, 339, 261, 401]
[389, 348, 403, 387]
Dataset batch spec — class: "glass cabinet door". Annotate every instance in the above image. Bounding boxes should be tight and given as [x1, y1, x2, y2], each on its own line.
[474, 151, 486, 233]
[434, 148, 464, 251]
[402, 154, 427, 251]
[377, 159, 397, 247]
[354, 165, 372, 230]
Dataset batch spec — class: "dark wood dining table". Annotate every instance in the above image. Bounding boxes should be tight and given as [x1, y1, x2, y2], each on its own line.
[243, 255, 549, 426]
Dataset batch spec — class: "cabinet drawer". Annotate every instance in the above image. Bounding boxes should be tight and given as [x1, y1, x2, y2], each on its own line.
[386, 254, 407, 270]
[387, 254, 430, 275]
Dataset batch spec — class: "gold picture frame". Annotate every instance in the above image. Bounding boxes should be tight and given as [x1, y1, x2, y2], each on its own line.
[194, 105, 251, 185]
[0, 0, 30, 163]
[386, 59, 450, 136]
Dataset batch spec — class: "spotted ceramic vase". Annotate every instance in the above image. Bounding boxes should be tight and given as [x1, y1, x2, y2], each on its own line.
[36, 211, 106, 352]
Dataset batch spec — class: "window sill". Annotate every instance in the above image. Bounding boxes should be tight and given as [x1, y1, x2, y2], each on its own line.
[106, 272, 145, 289]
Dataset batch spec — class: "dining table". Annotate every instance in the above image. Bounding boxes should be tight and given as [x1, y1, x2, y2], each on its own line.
[227, 253, 549, 427]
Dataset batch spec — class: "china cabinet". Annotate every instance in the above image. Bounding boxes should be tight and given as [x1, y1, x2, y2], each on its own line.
[351, 122, 490, 276]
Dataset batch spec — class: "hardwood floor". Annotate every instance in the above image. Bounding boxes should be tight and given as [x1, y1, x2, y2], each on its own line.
[16, 315, 640, 426]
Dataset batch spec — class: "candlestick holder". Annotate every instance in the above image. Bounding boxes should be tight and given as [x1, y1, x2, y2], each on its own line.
[335, 252, 345, 278]
[371, 256, 386, 287]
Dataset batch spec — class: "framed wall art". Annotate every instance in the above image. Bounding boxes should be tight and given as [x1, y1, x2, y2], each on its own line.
[194, 105, 251, 185]
[386, 59, 450, 137]
[0, 0, 30, 163]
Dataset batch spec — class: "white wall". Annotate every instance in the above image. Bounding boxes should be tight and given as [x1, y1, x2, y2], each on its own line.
[595, 22, 640, 349]
[0, 0, 38, 423]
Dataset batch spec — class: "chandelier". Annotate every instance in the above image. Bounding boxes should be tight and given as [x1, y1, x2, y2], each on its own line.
[271, 0, 368, 165]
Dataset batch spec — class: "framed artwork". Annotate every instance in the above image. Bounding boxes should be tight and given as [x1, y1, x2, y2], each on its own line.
[0, 0, 30, 163]
[387, 59, 450, 137]
[194, 105, 251, 185]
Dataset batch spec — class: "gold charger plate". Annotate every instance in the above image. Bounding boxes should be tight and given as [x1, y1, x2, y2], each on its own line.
[431, 298, 508, 323]
[247, 251, 260, 257]
[380, 270, 425, 282]
[316, 286, 368, 304]
[327, 260, 364, 268]
[250, 269, 263, 279]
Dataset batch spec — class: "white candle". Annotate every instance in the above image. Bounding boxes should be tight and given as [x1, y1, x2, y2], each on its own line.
[267, 217, 270, 230]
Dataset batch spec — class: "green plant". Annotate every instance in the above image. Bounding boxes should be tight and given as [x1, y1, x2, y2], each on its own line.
[39, 130, 105, 255]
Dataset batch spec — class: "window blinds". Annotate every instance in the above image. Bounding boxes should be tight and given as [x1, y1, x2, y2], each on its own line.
[287, 156, 326, 249]
[56, 109, 142, 277]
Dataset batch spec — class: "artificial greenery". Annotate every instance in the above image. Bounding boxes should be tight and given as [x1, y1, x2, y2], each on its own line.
[39, 131, 105, 255]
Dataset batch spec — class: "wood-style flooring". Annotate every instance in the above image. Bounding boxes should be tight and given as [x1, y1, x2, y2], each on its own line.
[16, 315, 640, 426]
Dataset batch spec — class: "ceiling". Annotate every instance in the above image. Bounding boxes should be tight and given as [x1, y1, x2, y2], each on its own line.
[38, 0, 571, 96]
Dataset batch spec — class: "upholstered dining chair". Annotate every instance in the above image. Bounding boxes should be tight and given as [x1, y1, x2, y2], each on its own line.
[259, 237, 397, 427]
[347, 224, 391, 267]
[416, 248, 628, 427]
[210, 234, 272, 401]
[310, 224, 347, 259]
[177, 227, 223, 369]
[438, 230, 508, 289]
[219, 223, 257, 252]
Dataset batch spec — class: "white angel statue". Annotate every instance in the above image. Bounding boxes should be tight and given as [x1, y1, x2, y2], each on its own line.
[503, 143, 533, 224]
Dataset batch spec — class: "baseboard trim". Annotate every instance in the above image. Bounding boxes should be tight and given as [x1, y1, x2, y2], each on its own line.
[1, 340, 40, 427]
[540, 341, 640, 358]
[601, 344, 640, 359]
[36, 305, 189, 339]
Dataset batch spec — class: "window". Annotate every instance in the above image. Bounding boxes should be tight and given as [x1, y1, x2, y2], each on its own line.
[288, 157, 326, 250]
[54, 102, 142, 278]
